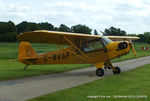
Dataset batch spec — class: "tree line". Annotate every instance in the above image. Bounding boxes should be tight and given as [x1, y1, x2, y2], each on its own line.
[103, 27, 150, 43]
[0, 21, 92, 42]
[0, 21, 149, 43]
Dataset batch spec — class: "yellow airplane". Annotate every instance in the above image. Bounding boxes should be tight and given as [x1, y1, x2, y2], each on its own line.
[17, 30, 139, 76]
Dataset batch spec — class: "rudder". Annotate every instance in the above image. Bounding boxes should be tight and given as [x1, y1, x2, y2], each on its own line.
[18, 42, 37, 60]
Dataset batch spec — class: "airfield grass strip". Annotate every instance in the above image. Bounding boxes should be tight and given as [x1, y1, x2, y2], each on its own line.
[29, 64, 150, 101]
[0, 59, 91, 81]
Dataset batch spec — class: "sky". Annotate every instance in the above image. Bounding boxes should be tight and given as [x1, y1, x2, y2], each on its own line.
[0, 0, 150, 34]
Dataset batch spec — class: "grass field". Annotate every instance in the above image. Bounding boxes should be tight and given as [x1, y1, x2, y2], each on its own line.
[0, 42, 150, 81]
[0, 59, 90, 80]
[29, 64, 150, 101]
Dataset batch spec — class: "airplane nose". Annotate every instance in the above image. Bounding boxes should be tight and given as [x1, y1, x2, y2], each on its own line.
[118, 42, 128, 49]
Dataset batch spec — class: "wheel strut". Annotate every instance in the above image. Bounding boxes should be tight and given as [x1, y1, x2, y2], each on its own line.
[105, 61, 121, 74]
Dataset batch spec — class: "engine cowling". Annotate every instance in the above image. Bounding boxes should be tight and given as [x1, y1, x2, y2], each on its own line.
[118, 42, 128, 50]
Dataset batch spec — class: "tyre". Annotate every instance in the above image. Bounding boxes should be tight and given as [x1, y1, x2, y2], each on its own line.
[96, 68, 104, 76]
[113, 67, 121, 74]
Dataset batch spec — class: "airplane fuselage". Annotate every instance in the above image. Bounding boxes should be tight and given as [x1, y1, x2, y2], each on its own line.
[19, 41, 130, 65]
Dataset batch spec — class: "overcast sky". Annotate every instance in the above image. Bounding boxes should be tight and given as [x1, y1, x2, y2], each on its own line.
[0, 0, 150, 34]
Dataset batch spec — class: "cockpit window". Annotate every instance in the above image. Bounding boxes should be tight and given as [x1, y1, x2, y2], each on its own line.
[81, 39, 104, 52]
[101, 36, 112, 46]
[75, 36, 112, 53]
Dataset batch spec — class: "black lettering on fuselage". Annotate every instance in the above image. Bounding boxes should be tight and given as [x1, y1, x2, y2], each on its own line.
[66, 52, 70, 58]
[44, 55, 47, 62]
[52, 52, 70, 61]
[53, 54, 57, 60]
[57, 54, 61, 60]
[62, 53, 66, 59]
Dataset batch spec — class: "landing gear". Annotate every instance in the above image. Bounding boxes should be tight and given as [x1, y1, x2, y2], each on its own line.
[24, 65, 28, 70]
[105, 61, 121, 75]
[96, 68, 104, 76]
[113, 67, 121, 74]
[104, 66, 111, 70]
[95, 61, 121, 77]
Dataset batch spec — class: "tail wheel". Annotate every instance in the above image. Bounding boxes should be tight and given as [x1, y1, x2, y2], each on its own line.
[96, 68, 104, 76]
[24, 66, 28, 70]
[113, 67, 121, 74]
[24, 65, 29, 71]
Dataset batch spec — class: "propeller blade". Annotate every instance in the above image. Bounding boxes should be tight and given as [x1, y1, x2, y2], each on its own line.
[131, 44, 137, 58]
[128, 38, 137, 58]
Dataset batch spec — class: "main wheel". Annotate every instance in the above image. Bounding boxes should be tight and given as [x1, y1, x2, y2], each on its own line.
[96, 68, 104, 76]
[113, 67, 121, 74]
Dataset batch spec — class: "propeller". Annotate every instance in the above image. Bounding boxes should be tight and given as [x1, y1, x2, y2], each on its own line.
[128, 38, 137, 58]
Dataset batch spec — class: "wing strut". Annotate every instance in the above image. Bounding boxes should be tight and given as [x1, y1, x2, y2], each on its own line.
[48, 37, 93, 63]
[64, 36, 93, 63]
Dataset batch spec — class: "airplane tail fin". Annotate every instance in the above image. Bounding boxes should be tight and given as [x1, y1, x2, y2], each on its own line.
[18, 42, 37, 60]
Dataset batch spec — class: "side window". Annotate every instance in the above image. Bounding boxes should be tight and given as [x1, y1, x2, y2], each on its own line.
[81, 40, 104, 52]
[81, 43, 90, 52]
[92, 41, 104, 49]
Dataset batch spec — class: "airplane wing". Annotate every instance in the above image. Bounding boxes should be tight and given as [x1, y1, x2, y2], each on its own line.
[105, 36, 140, 41]
[17, 30, 139, 45]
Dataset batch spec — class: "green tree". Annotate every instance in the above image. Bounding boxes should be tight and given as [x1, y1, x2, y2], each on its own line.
[0, 21, 17, 34]
[38, 22, 54, 30]
[0, 22, 8, 34]
[94, 29, 98, 35]
[137, 34, 145, 42]
[16, 21, 40, 33]
[0, 32, 17, 42]
[144, 32, 150, 44]
[26, 22, 40, 31]
[127, 34, 137, 36]
[103, 27, 126, 36]
[16, 21, 28, 34]
[71, 24, 92, 34]
[7, 21, 17, 33]
[54, 27, 59, 31]
[58, 24, 71, 32]
[0, 21, 17, 42]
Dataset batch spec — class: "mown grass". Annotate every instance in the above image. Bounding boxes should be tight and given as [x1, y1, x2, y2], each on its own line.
[0, 59, 90, 80]
[29, 64, 150, 101]
[0, 42, 149, 81]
